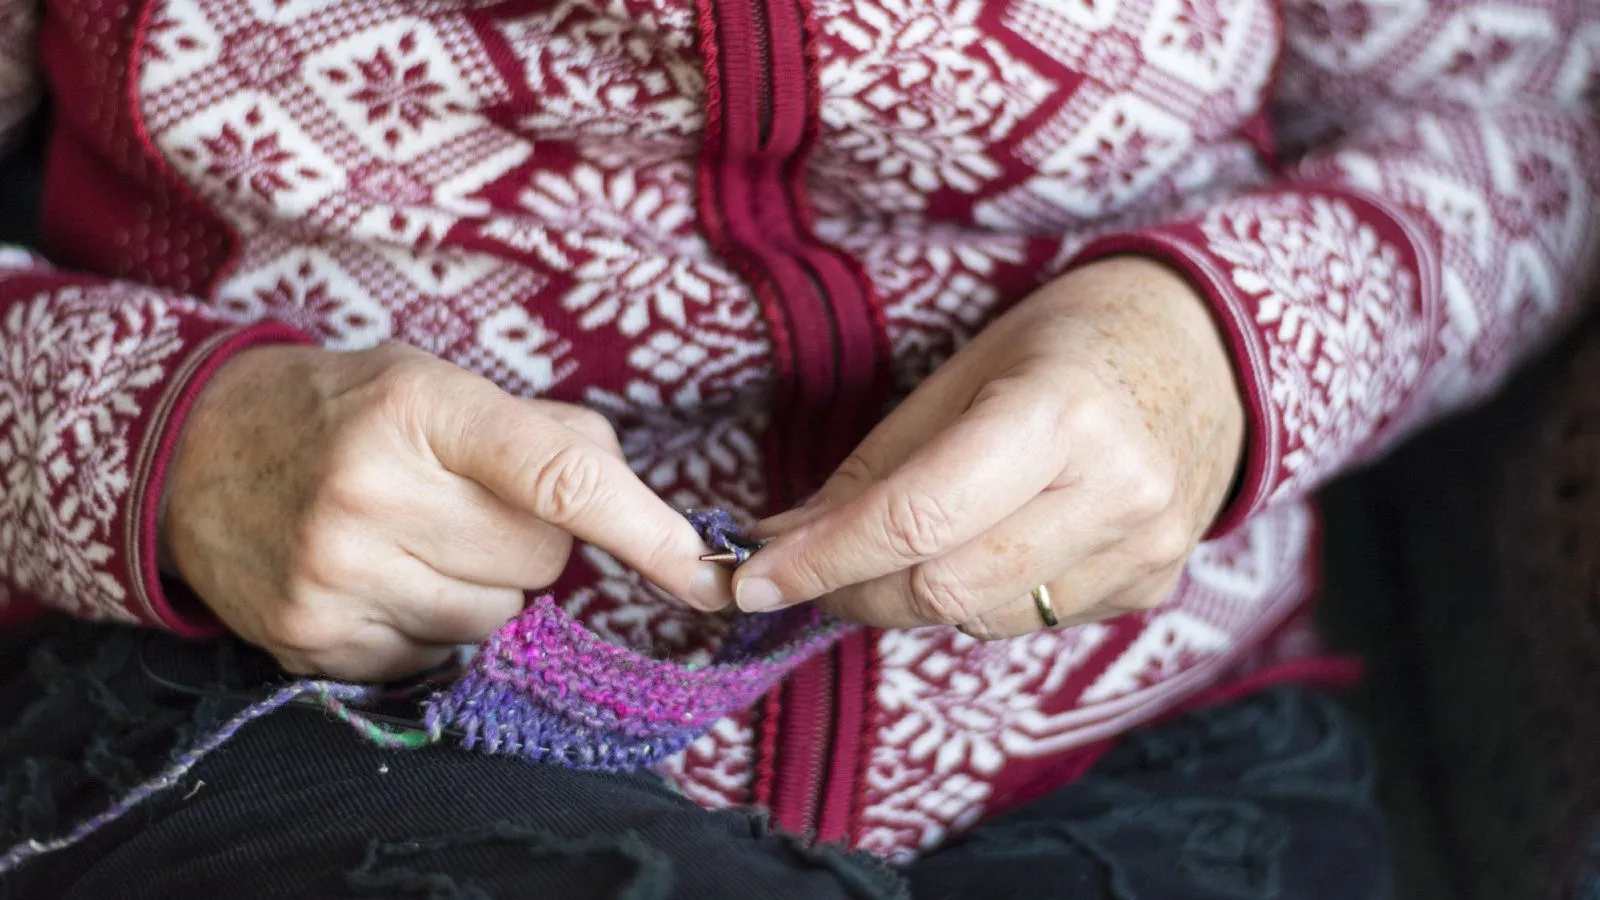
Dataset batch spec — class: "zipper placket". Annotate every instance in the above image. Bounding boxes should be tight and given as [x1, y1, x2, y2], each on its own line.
[773, 655, 834, 838]
[744, 3, 830, 838]
[695, 0, 890, 845]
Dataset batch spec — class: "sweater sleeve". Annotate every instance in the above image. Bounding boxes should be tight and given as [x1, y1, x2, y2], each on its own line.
[1070, 0, 1600, 534]
[0, 4, 308, 635]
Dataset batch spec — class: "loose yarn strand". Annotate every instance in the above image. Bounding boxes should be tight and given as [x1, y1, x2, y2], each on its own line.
[0, 680, 396, 875]
[1, 509, 838, 876]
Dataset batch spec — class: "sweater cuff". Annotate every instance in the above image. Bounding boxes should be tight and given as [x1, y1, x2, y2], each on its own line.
[1067, 186, 1429, 535]
[131, 320, 313, 637]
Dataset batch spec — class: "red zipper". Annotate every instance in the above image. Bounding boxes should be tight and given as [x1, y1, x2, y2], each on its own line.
[693, 0, 891, 844]
[752, 0, 774, 145]
[772, 648, 834, 838]
[817, 630, 872, 842]
[764, 629, 872, 841]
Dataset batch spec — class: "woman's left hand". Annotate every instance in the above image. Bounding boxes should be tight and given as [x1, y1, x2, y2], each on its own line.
[731, 255, 1246, 638]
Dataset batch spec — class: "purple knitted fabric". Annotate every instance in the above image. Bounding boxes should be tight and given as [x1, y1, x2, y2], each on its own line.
[0, 509, 841, 875]
[422, 509, 850, 769]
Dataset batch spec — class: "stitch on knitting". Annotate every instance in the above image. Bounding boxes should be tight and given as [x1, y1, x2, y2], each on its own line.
[420, 509, 849, 768]
[0, 510, 846, 874]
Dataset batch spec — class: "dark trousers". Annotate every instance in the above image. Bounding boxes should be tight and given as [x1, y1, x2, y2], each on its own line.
[0, 621, 1389, 900]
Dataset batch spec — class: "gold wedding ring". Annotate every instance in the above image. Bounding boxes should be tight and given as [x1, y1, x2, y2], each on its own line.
[1032, 584, 1059, 628]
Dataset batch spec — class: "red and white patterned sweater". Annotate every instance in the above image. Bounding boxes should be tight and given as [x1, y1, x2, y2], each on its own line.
[0, 0, 1594, 860]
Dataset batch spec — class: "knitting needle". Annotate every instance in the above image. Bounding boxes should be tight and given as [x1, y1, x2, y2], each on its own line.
[699, 551, 743, 565]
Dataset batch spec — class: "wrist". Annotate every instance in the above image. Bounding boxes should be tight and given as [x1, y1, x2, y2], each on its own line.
[136, 321, 315, 636]
[1056, 254, 1247, 528]
[158, 344, 307, 580]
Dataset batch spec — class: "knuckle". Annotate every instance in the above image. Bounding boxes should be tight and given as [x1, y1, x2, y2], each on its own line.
[1013, 390, 1064, 439]
[287, 514, 369, 592]
[367, 342, 425, 365]
[907, 561, 983, 627]
[1124, 469, 1178, 520]
[314, 455, 386, 517]
[1141, 516, 1193, 570]
[1056, 390, 1112, 439]
[527, 443, 608, 525]
[355, 361, 450, 446]
[289, 527, 347, 590]
[367, 357, 434, 411]
[261, 599, 337, 657]
[882, 489, 956, 560]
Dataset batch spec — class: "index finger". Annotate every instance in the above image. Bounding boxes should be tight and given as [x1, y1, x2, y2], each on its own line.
[429, 393, 731, 610]
[733, 388, 1068, 612]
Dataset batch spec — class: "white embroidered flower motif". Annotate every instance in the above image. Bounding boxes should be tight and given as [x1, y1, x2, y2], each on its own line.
[1515, 152, 1575, 228]
[584, 388, 769, 511]
[628, 331, 709, 383]
[1287, 0, 1375, 56]
[217, 258, 380, 345]
[1082, 33, 1144, 91]
[806, 155, 927, 219]
[659, 715, 755, 809]
[321, 30, 456, 150]
[177, 105, 320, 205]
[857, 751, 992, 862]
[1160, 0, 1235, 74]
[1066, 111, 1182, 211]
[831, 226, 1027, 387]
[877, 630, 1080, 776]
[500, 2, 703, 148]
[143, 7, 205, 64]
[1202, 194, 1424, 498]
[519, 164, 738, 337]
[0, 287, 192, 622]
[811, 0, 1053, 209]
[1079, 610, 1233, 703]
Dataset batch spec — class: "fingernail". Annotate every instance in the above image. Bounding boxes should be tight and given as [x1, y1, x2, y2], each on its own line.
[689, 564, 732, 610]
[735, 577, 785, 613]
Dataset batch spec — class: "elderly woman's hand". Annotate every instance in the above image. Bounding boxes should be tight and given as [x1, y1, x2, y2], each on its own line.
[733, 256, 1245, 638]
[160, 343, 731, 681]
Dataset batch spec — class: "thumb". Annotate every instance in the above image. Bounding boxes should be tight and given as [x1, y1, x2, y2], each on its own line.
[427, 388, 732, 610]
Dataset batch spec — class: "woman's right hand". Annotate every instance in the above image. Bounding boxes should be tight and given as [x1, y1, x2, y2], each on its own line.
[159, 343, 731, 681]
